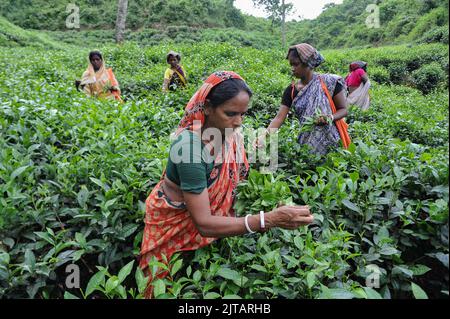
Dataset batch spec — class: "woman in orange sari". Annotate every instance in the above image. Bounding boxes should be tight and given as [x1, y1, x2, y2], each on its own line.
[79, 51, 123, 102]
[139, 71, 313, 297]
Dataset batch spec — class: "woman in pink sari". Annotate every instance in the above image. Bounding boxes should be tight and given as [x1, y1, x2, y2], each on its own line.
[345, 61, 370, 110]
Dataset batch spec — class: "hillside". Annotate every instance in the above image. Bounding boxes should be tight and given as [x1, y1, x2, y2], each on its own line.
[0, 0, 448, 49]
[287, 0, 449, 49]
[0, 16, 65, 49]
[0, 0, 246, 30]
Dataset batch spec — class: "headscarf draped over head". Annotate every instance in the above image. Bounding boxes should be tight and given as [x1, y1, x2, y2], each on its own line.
[166, 50, 181, 63]
[81, 51, 106, 85]
[176, 71, 244, 135]
[139, 72, 250, 292]
[287, 43, 325, 69]
[80, 50, 122, 101]
[350, 61, 368, 72]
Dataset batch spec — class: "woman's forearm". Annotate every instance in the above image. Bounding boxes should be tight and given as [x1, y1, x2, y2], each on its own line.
[268, 117, 284, 130]
[333, 108, 348, 121]
[267, 106, 290, 130]
[162, 79, 169, 91]
[196, 214, 269, 238]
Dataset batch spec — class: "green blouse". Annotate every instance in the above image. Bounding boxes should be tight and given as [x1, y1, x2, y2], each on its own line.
[165, 130, 220, 194]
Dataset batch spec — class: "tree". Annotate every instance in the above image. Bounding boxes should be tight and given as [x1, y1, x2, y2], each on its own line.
[115, 0, 128, 44]
[224, 0, 246, 28]
[252, 0, 294, 47]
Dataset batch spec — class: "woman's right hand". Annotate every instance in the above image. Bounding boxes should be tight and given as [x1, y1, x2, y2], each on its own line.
[253, 133, 266, 149]
[266, 205, 313, 229]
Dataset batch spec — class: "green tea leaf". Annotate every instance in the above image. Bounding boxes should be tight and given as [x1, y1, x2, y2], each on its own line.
[24, 249, 36, 270]
[85, 270, 106, 298]
[11, 165, 29, 180]
[204, 292, 221, 299]
[363, 287, 383, 299]
[118, 260, 134, 284]
[306, 272, 316, 289]
[411, 282, 428, 299]
[411, 264, 431, 276]
[193, 270, 202, 283]
[152, 279, 166, 298]
[64, 291, 80, 299]
[379, 246, 400, 256]
[105, 276, 120, 293]
[342, 199, 360, 213]
[135, 267, 147, 294]
[170, 259, 183, 277]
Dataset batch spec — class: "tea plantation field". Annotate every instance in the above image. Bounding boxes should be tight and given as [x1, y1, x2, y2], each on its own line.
[0, 42, 448, 299]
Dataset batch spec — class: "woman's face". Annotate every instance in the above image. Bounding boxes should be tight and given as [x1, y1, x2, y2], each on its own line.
[90, 55, 103, 71]
[288, 52, 309, 79]
[168, 56, 179, 68]
[205, 91, 250, 137]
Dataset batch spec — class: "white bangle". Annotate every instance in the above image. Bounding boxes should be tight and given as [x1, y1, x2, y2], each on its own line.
[244, 214, 256, 234]
[330, 114, 335, 121]
[260, 211, 265, 230]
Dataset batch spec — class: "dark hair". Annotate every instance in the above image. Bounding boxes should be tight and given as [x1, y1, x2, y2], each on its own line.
[287, 48, 300, 60]
[167, 53, 181, 63]
[287, 49, 308, 66]
[89, 51, 103, 61]
[206, 78, 253, 108]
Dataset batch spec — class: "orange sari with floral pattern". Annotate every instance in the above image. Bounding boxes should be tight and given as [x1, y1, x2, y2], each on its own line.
[139, 71, 249, 297]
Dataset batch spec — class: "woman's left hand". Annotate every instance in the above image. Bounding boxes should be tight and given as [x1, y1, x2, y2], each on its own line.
[315, 114, 333, 126]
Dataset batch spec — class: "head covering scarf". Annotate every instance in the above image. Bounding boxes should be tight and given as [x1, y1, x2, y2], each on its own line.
[166, 50, 181, 63]
[176, 71, 243, 134]
[349, 61, 368, 72]
[287, 43, 325, 69]
[140, 71, 249, 298]
[80, 52, 122, 102]
[164, 51, 187, 90]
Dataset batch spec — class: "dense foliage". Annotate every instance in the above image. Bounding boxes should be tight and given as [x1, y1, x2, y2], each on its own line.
[0, 38, 448, 299]
[0, 17, 65, 49]
[0, 0, 246, 31]
[287, 0, 449, 48]
[0, 0, 448, 49]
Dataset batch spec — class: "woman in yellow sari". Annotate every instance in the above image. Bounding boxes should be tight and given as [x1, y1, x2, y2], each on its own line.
[162, 51, 187, 92]
[80, 51, 123, 102]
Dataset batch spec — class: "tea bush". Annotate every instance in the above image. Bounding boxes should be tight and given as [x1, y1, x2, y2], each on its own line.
[412, 62, 448, 94]
[418, 26, 449, 45]
[369, 66, 390, 85]
[0, 41, 448, 299]
[322, 43, 449, 92]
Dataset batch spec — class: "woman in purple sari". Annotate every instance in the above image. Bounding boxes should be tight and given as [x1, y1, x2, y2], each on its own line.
[258, 43, 350, 155]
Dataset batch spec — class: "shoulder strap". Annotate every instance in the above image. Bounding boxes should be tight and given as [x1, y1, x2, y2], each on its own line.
[106, 68, 119, 87]
[174, 69, 187, 86]
[319, 76, 351, 149]
[319, 76, 337, 114]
